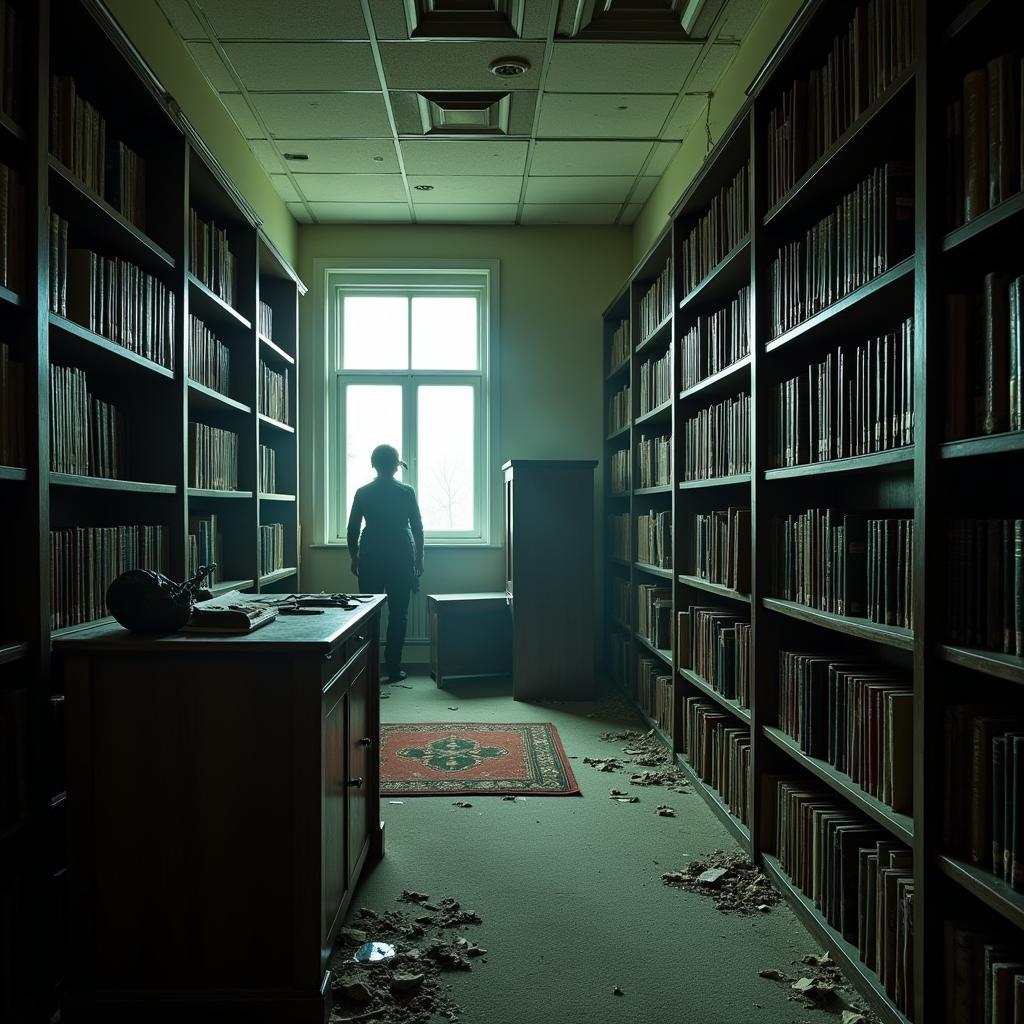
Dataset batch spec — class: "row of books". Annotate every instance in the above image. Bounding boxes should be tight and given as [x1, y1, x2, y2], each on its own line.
[944, 920, 1024, 1024]
[771, 509, 914, 628]
[188, 421, 239, 491]
[49, 363, 126, 479]
[609, 319, 629, 373]
[765, 0, 914, 208]
[0, 689, 27, 831]
[681, 391, 751, 481]
[678, 605, 752, 708]
[49, 524, 169, 629]
[768, 162, 913, 339]
[610, 512, 630, 561]
[50, 75, 147, 230]
[946, 54, 1023, 229]
[772, 317, 914, 467]
[0, 339, 22, 465]
[637, 259, 671, 341]
[679, 286, 749, 392]
[609, 448, 630, 494]
[259, 363, 290, 425]
[637, 509, 671, 569]
[636, 657, 673, 738]
[611, 576, 630, 625]
[945, 705, 1024, 890]
[0, 162, 25, 291]
[49, 213, 176, 371]
[944, 273, 1024, 440]
[0, 2, 21, 123]
[187, 512, 222, 584]
[946, 519, 1024, 656]
[258, 299, 273, 340]
[189, 209, 236, 308]
[638, 348, 671, 415]
[189, 315, 231, 398]
[636, 583, 671, 651]
[777, 650, 912, 815]
[679, 164, 749, 296]
[608, 383, 630, 435]
[681, 697, 751, 824]
[636, 433, 670, 489]
[774, 779, 914, 1018]
[259, 444, 277, 494]
[259, 522, 285, 574]
[689, 506, 750, 593]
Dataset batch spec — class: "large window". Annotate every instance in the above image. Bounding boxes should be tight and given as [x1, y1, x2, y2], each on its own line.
[321, 265, 496, 545]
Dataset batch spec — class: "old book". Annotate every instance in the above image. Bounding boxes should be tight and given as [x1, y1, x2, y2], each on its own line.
[1011, 277, 1023, 432]
[984, 272, 1012, 434]
[886, 690, 913, 814]
[184, 591, 277, 634]
[964, 68, 989, 220]
[1013, 736, 1024, 891]
[987, 54, 1021, 208]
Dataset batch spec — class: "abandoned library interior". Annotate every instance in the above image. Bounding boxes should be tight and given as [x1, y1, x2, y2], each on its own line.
[1, 0, 1023, 1021]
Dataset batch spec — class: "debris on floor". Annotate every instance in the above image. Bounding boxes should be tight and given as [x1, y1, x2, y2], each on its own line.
[612, 986, 624, 996]
[661, 851, 783, 914]
[656, 804, 676, 817]
[594, 729, 690, 794]
[582, 756, 625, 772]
[329, 896, 486, 1024]
[501, 795, 517, 802]
[756, 954, 881, 1023]
[452, 801, 473, 809]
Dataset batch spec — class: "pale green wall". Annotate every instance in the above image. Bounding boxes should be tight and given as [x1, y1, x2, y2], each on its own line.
[105, 0, 298, 268]
[297, 226, 632, 607]
[631, 0, 803, 262]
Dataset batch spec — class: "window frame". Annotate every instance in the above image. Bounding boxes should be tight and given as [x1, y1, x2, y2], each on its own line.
[313, 260, 500, 548]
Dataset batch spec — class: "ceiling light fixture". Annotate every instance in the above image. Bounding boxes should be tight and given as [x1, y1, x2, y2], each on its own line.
[283, 152, 309, 161]
[413, 184, 434, 191]
[489, 57, 530, 78]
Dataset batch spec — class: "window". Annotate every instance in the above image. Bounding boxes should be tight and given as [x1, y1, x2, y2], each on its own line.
[319, 264, 497, 546]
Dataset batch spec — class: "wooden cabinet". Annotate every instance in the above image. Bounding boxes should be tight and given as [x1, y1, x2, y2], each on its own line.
[427, 593, 512, 687]
[502, 460, 597, 700]
[55, 598, 385, 1023]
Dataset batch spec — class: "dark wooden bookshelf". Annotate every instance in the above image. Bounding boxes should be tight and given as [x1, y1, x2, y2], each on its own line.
[941, 190, 1024, 256]
[49, 313, 176, 380]
[677, 473, 751, 490]
[0, 642, 29, 666]
[677, 236, 750, 314]
[764, 447, 914, 480]
[634, 313, 671, 354]
[0, 108, 24, 144]
[937, 645, 1024, 686]
[938, 855, 1024, 932]
[187, 488, 255, 500]
[677, 665, 751, 724]
[259, 332, 295, 366]
[187, 379, 252, 415]
[0, 465, 28, 482]
[610, 616, 630, 633]
[258, 412, 295, 435]
[0, 284, 23, 307]
[259, 566, 297, 587]
[210, 578, 255, 596]
[634, 632, 671, 666]
[605, 423, 629, 443]
[676, 573, 750, 604]
[937, 431, 1024, 461]
[259, 492, 296, 502]
[762, 597, 914, 650]
[634, 484, 671, 495]
[674, 750, 752, 851]
[634, 561, 672, 579]
[605, 357, 629, 382]
[943, 0, 996, 41]
[635, 398, 671, 426]
[678, 354, 750, 403]
[187, 273, 253, 331]
[49, 473, 178, 494]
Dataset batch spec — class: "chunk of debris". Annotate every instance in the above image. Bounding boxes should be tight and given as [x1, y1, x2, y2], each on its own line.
[695, 867, 729, 887]
[662, 851, 783, 914]
[757, 969, 786, 981]
[338, 927, 368, 945]
[390, 973, 425, 994]
[656, 804, 676, 817]
[335, 980, 373, 1004]
[452, 801, 473, 808]
[842, 1013, 867, 1024]
[501, 795, 517, 801]
[398, 891, 430, 904]
[447, 706, 459, 710]
[612, 986, 624, 996]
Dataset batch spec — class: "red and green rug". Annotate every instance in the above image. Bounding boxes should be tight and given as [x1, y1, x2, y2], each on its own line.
[380, 722, 580, 797]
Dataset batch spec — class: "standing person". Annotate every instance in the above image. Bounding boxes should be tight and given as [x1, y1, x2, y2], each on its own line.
[347, 444, 424, 683]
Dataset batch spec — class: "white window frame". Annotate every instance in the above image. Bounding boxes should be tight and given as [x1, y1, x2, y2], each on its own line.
[312, 259, 500, 548]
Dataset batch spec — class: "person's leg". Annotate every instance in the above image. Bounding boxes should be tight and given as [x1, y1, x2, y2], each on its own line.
[383, 576, 412, 680]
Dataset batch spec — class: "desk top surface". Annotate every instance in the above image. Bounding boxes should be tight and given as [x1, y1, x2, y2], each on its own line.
[52, 595, 386, 655]
[427, 592, 509, 606]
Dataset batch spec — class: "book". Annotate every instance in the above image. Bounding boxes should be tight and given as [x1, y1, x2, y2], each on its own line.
[189, 209, 236, 306]
[188, 422, 240, 491]
[184, 591, 277, 634]
[679, 285, 750, 391]
[682, 391, 750, 480]
[637, 258, 672, 339]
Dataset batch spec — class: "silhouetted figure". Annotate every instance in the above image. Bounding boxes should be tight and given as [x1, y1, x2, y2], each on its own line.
[347, 444, 424, 682]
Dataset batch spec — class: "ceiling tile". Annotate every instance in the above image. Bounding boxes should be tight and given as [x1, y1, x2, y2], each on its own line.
[719, 0, 768, 40]
[250, 140, 285, 174]
[308, 202, 412, 223]
[530, 141, 652, 176]
[545, 42, 701, 93]
[646, 141, 681, 176]
[250, 93, 391, 139]
[687, 42, 739, 92]
[537, 93, 675, 139]
[521, 204, 620, 224]
[632, 176, 660, 203]
[415, 204, 519, 224]
[270, 174, 301, 202]
[293, 174, 407, 203]
[661, 93, 709, 140]
[400, 140, 530, 176]
[378, 41, 545, 92]
[286, 202, 313, 224]
[219, 93, 264, 139]
[269, 140, 399, 174]
[187, 42, 238, 92]
[621, 203, 643, 225]
[221, 42, 380, 92]
[157, 0, 206, 39]
[524, 176, 635, 204]
[196, 0, 368, 39]
[407, 175, 523, 203]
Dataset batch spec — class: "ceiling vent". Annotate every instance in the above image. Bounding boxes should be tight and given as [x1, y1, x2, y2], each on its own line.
[405, 0, 525, 39]
[557, 0, 717, 40]
[417, 92, 512, 135]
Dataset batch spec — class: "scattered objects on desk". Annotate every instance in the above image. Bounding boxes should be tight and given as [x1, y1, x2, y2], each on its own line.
[107, 563, 216, 633]
[183, 590, 278, 634]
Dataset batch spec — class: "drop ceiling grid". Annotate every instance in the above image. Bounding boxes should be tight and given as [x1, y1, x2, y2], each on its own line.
[156, 0, 763, 225]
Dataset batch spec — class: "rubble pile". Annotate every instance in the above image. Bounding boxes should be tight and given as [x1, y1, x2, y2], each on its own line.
[757, 954, 881, 1022]
[591, 729, 690, 794]
[661, 851, 783, 914]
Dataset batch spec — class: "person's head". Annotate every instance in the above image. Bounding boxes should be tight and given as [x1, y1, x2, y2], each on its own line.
[370, 444, 406, 478]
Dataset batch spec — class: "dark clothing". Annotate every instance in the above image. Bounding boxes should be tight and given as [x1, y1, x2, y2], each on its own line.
[347, 477, 424, 676]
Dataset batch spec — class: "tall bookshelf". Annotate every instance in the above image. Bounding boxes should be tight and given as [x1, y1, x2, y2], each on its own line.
[0, 0, 304, 1018]
[602, 1, 1024, 1021]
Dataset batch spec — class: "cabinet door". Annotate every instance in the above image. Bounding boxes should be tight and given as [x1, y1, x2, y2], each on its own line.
[322, 687, 346, 939]
[346, 657, 370, 879]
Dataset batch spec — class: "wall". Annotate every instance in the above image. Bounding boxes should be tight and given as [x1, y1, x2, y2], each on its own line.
[297, 226, 632, 615]
[105, 0, 298, 268]
[631, 0, 803, 262]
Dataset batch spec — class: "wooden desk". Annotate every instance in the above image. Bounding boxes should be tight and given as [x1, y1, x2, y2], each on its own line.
[54, 597, 386, 1023]
[427, 593, 512, 688]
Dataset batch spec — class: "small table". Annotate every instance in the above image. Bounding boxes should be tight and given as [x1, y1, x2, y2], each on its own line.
[427, 593, 512, 688]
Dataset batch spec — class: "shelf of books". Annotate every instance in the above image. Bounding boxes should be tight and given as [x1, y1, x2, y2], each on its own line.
[600, 1, 1024, 1020]
[0, 1, 307, 1018]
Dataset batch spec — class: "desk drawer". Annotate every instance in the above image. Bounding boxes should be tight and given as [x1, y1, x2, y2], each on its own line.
[322, 634, 370, 692]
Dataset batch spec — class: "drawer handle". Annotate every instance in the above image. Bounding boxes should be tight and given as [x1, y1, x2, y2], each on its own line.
[359, 737, 373, 748]
[347, 777, 364, 789]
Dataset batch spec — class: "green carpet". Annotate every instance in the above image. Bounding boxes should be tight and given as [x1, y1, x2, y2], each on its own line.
[348, 675, 833, 1024]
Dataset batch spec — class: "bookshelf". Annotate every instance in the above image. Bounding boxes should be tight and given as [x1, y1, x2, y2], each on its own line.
[602, 2, 1024, 1021]
[0, 1, 305, 1018]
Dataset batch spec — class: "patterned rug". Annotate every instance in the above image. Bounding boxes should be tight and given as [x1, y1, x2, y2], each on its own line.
[380, 722, 580, 796]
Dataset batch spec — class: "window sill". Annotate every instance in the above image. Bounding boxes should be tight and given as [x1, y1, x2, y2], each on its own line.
[309, 542, 502, 551]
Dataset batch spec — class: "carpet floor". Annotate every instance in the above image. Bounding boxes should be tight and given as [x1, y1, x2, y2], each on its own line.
[347, 674, 837, 1024]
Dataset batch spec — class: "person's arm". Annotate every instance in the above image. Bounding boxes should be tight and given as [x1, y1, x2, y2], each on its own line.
[346, 491, 363, 576]
[409, 488, 424, 576]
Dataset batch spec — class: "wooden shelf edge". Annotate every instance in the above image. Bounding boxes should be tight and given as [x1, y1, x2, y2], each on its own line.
[188, 379, 253, 415]
[50, 473, 177, 494]
[187, 488, 254, 499]
[677, 665, 752, 724]
[938, 855, 1024, 932]
[938, 431, 1024, 460]
[674, 749, 752, 851]
[605, 423, 630, 443]
[678, 473, 751, 490]
[605, 358, 630, 382]
[0, 283, 22, 307]
[634, 561, 673, 579]
[0, 465, 28, 482]
[259, 492, 296, 502]
[634, 484, 672, 495]
[764, 447, 914, 480]
[679, 355, 751, 402]
[677, 236, 750, 313]
[0, 641, 29, 666]
[634, 633, 672, 666]
[258, 413, 295, 435]
[937, 644, 1024, 685]
[635, 398, 672, 426]
[51, 615, 117, 640]
[942, 191, 1024, 253]
[188, 274, 252, 329]
[48, 313, 176, 379]
[762, 597, 914, 650]
[259, 567, 297, 586]
[258, 332, 296, 365]
[761, 725, 913, 843]
[676, 573, 751, 604]
[209, 578, 255, 596]
[609, 616, 631, 633]
[634, 313, 672, 354]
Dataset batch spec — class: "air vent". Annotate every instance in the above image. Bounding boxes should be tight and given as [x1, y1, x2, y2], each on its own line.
[417, 92, 512, 135]
[406, 0, 525, 39]
[558, 0, 713, 40]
